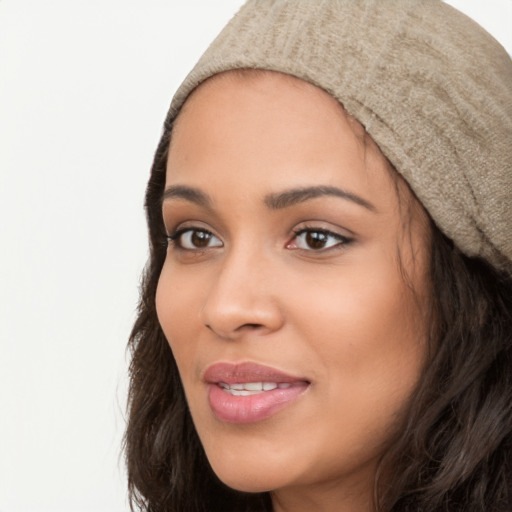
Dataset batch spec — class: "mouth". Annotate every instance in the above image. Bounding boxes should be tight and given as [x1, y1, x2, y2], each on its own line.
[204, 362, 310, 424]
[218, 381, 302, 395]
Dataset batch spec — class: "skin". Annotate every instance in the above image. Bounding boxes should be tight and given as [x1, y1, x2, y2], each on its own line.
[156, 70, 431, 512]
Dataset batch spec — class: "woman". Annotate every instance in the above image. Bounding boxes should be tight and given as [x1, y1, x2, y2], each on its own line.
[125, 1, 512, 511]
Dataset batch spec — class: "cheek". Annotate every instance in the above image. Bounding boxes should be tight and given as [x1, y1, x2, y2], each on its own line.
[155, 261, 204, 369]
[289, 258, 427, 417]
[294, 259, 423, 336]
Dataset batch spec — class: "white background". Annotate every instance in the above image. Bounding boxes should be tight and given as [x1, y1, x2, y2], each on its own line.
[0, 1, 510, 511]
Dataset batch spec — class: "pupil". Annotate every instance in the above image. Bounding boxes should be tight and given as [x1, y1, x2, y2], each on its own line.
[306, 231, 327, 249]
[192, 231, 210, 247]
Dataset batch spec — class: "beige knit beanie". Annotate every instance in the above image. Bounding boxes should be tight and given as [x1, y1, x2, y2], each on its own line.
[162, 0, 512, 274]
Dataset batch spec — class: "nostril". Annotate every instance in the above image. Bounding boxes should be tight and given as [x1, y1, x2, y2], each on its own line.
[205, 322, 264, 337]
[235, 323, 266, 333]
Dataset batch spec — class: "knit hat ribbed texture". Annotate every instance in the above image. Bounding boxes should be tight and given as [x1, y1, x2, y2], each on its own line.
[163, 0, 512, 274]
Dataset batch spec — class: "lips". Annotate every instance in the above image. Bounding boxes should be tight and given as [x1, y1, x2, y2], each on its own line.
[204, 362, 309, 424]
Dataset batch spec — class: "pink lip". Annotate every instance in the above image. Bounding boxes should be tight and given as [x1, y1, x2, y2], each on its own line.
[204, 362, 309, 424]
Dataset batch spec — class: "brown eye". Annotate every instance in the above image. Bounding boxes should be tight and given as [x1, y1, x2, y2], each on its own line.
[305, 231, 329, 249]
[288, 228, 352, 251]
[168, 228, 223, 250]
[191, 230, 212, 248]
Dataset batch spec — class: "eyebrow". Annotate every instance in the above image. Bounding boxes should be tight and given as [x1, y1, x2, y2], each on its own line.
[162, 184, 376, 212]
[264, 185, 376, 211]
[162, 185, 213, 209]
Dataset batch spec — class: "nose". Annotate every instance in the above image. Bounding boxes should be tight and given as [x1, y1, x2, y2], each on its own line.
[200, 248, 284, 340]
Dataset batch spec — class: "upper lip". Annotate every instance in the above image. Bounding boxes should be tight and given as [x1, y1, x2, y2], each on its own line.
[203, 362, 309, 384]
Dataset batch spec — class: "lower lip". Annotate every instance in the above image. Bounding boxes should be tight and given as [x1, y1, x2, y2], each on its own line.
[207, 383, 308, 424]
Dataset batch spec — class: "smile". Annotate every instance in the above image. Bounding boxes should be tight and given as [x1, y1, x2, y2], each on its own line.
[219, 381, 297, 395]
[204, 362, 309, 424]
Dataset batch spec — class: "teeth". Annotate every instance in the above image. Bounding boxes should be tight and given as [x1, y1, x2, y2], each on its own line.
[244, 382, 263, 391]
[230, 389, 259, 396]
[219, 382, 282, 394]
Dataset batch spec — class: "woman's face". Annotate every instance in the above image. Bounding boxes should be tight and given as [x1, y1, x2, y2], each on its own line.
[156, 71, 430, 509]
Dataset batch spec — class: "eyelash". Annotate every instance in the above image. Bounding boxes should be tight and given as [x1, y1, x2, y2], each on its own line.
[166, 228, 222, 251]
[166, 226, 353, 252]
[288, 227, 353, 251]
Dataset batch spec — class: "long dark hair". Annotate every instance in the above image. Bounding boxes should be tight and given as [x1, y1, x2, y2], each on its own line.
[124, 122, 512, 512]
[378, 227, 512, 511]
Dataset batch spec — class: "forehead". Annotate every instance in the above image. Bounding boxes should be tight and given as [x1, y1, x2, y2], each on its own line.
[172, 70, 366, 146]
[175, 70, 350, 128]
[166, 70, 402, 213]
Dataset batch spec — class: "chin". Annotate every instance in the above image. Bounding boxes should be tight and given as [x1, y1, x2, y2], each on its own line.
[206, 455, 295, 493]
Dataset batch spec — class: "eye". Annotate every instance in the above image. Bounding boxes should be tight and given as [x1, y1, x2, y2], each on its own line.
[287, 228, 352, 251]
[167, 228, 223, 250]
